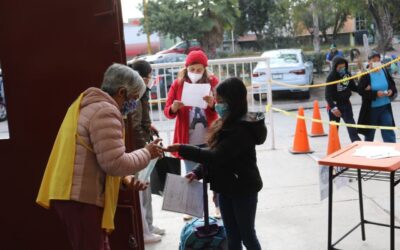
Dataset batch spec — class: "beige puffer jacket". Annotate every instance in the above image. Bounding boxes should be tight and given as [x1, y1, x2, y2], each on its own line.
[70, 87, 151, 207]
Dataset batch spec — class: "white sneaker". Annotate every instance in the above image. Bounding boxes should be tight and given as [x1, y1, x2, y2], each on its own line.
[151, 226, 166, 236]
[144, 233, 162, 244]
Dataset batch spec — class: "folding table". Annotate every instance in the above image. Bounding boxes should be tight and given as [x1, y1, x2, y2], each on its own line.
[319, 141, 400, 250]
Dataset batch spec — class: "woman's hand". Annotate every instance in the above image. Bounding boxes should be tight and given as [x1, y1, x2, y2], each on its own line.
[171, 100, 184, 113]
[185, 172, 198, 183]
[387, 89, 393, 97]
[377, 90, 386, 98]
[163, 144, 181, 153]
[122, 175, 149, 191]
[203, 95, 214, 108]
[145, 138, 163, 159]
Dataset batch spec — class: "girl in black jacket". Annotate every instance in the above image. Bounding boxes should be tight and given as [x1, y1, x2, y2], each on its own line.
[164, 77, 267, 250]
[325, 56, 360, 142]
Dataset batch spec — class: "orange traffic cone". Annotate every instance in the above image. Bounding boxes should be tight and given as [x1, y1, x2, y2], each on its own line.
[327, 124, 341, 155]
[290, 107, 313, 154]
[310, 100, 327, 137]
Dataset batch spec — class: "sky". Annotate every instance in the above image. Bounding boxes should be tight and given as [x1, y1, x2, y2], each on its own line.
[121, 0, 143, 22]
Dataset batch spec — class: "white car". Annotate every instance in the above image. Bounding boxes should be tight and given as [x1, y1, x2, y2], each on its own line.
[251, 49, 313, 100]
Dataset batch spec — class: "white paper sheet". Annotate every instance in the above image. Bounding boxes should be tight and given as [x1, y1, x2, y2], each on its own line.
[162, 173, 204, 218]
[181, 82, 211, 109]
[353, 146, 400, 159]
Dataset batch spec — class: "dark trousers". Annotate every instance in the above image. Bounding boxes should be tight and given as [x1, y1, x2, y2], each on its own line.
[219, 193, 261, 250]
[52, 200, 110, 250]
[364, 104, 396, 143]
[328, 102, 361, 142]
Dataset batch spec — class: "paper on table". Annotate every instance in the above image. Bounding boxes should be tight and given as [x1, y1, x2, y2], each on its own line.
[353, 146, 400, 159]
[181, 82, 211, 109]
[162, 173, 204, 218]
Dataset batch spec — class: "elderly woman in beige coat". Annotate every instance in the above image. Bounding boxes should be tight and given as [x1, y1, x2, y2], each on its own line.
[37, 63, 163, 250]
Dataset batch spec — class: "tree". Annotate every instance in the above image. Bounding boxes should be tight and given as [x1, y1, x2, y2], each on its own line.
[366, 0, 398, 52]
[235, 0, 274, 40]
[291, 0, 357, 45]
[142, 0, 238, 55]
[142, 0, 200, 51]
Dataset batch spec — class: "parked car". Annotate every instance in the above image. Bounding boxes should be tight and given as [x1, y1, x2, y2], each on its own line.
[156, 40, 202, 55]
[0, 69, 7, 122]
[251, 49, 313, 100]
[128, 53, 187, 101]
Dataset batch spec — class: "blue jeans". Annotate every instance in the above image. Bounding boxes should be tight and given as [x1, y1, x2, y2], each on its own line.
[364, 104, 396, 143]
[328, 102, 361, 142]
[219, 193, 261, 250]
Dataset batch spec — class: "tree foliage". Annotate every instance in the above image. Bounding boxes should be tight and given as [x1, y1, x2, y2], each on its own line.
[291, 0, 361, 43]
[365, 0, 399, 51]
[143, 0, 238, 55]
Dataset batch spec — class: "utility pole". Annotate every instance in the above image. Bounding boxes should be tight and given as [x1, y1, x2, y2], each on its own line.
[143, 0, 152, 54]
[310, 1, 320, 53]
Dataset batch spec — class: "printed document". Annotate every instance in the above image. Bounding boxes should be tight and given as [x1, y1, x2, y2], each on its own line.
[181, 82, 211, 109]
[162, 173, 204, 218]
[353, 146, 400, 159]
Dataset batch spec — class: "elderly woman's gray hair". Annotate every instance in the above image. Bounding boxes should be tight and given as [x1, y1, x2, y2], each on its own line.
[101, 63, 146, 99]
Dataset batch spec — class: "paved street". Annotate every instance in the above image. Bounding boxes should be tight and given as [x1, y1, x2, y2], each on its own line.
[146, 79, 400, 249]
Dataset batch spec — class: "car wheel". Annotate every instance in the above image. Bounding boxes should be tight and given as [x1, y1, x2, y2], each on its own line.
[253, 93, 267, 102]
[297, 91, 310, 100]
[0, 103, 7, 122]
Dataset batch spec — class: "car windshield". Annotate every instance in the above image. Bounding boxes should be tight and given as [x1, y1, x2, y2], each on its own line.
[270, 53, 299, 65]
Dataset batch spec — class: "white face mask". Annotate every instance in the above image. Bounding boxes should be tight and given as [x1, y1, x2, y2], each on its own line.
[187, 72, 203, 83]
[372, 62, 382, 69]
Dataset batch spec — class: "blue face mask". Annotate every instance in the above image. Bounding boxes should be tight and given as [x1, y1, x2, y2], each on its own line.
[338, 67, 346, 77]
[121, 98, 137, 116]
[215, 103, 229, 118]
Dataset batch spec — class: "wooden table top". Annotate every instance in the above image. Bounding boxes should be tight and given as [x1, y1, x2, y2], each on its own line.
[318, 141, 400, 172]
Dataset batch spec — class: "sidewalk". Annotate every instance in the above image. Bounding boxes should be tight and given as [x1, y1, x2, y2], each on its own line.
[146, 99, 400, 250]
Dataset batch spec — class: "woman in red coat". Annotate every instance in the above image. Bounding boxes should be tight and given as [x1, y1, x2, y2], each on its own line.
[164, 50, 219, 219]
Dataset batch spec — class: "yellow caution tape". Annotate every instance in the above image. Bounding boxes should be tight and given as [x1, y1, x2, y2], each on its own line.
[271, 56, 400, 89]
[270, 106, 400, 131]
[265, 104, 272, 112]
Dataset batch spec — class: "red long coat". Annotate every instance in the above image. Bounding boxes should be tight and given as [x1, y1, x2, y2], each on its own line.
[164, 76, 219, 158]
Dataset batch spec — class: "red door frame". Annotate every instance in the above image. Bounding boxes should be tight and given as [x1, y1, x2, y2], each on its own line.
[0, 0, 130, 248]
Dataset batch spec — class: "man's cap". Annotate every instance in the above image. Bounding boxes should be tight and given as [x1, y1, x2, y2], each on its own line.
[368, 51, 381, 60]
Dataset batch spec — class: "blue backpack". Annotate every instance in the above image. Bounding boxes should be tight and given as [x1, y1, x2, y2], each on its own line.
[179, 217, 227, 250]
[179, 164, 227, 250]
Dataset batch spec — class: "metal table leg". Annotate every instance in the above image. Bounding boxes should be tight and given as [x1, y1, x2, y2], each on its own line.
[328, 167, 333, 250]
[390, 171, 395, 250]
[358, 169, 366, 241]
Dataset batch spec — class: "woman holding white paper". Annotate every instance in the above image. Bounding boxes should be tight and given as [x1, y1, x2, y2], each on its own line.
[164, 50, 220, 220]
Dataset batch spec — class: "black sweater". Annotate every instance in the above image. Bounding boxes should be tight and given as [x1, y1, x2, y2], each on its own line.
[178, 113, 267, 196]
[325, 56, 358, 109]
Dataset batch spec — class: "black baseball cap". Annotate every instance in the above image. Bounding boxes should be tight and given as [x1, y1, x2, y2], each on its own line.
[368, 51, 381, 60]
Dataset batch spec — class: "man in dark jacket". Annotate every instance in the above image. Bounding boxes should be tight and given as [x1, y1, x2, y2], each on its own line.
[325, 56, 361, 142]
[130, 60, 165, 243]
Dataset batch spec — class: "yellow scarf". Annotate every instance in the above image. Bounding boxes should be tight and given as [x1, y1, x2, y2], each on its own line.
[36, 93, 121, 232]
